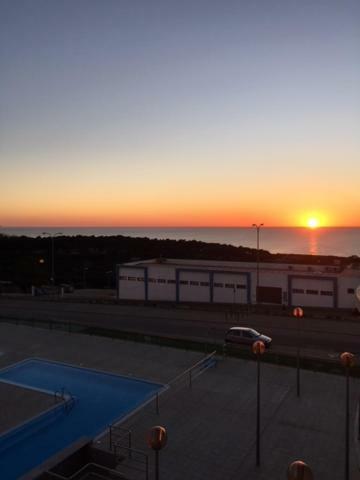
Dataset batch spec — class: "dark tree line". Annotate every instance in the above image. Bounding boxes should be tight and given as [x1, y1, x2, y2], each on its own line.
[0, 234, 352, 291]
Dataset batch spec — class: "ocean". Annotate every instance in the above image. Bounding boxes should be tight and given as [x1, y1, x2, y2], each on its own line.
[1, 227, 359, 258]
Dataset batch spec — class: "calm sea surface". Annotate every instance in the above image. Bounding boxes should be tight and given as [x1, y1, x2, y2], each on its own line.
[1, 227, 359, 257]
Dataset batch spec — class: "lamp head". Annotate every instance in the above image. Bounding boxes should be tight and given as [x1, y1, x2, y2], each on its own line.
[287, 460, 313, 480]
[252, 340, 265, 355]
[293, 307, 304, 318]
[147, 426, 167, 451]
[340, 352, 355, 368]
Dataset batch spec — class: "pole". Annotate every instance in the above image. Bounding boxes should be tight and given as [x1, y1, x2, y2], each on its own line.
[256, 353, 261, 466]
[256, 227, 259, 301]
[358, 398, 360, 441]
[51, 236, 55, 284]
[345, 365, 350, 480]
[155, 450, 159, 480]
[297, 313, 300, 397]
[252, 223, 263, 303]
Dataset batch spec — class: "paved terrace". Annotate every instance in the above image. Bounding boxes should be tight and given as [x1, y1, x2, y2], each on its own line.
[0, 323, 359, 480]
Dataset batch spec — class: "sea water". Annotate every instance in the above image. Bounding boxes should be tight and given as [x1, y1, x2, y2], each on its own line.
[1, 226, 359, 257]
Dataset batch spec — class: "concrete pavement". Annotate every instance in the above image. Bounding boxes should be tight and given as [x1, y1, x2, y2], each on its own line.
[0, 323, 359, 480]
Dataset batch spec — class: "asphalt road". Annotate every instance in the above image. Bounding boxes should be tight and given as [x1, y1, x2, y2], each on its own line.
[1, 297, 360, 355]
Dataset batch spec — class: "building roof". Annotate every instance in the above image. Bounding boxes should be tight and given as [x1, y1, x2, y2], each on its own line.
[121, 258, 359, 277]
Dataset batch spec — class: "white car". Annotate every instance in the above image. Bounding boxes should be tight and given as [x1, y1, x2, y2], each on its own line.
[225, 327, 272, 348]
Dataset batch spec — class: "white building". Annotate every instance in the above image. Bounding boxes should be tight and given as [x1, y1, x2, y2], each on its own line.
[116, 258, 360, 310]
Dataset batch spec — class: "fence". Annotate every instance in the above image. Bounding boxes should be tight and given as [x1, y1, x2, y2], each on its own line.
[104, 351, 217, 478]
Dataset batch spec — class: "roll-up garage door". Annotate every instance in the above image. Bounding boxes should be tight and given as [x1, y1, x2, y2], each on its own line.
[178, 270, 211, 303]
[291, 277, 335, 308]
[213, 272, 248, 304]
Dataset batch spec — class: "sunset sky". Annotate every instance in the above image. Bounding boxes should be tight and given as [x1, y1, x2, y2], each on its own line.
[1, 0, 359, 227]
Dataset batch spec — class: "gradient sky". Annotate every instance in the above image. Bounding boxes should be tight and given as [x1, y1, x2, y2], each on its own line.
[1, 0, 359, 227]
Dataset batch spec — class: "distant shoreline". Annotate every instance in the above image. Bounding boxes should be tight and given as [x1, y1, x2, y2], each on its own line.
[1, 233, 359, 291]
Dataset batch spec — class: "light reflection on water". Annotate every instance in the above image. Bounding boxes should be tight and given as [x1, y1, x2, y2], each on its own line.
[308, 230, 318, 256]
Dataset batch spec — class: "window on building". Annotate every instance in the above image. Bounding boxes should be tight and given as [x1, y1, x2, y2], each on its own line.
[236, 284, 246, 289]
[200, 281, 209, 287]
[137, 277, 144, 282]
[180, 280, 189, 285]
[306, 289, 318, 295]
[157, 279, 166, 284]
[119, 276, 127, 280]
[214, 282, 223, 288]
[167, 279, 176, 284]
[148, 278, 156, 283]
[190, 281, 199, 286]
[292, 288, 304, 294]
[225, 283, 235, 289]
[320, 290, 333, 296]
[347, 288, 355, 294]
[127, 276, 136, 281]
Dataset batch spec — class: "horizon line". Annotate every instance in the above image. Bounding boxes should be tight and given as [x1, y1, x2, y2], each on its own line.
[1, 225, 359, 229]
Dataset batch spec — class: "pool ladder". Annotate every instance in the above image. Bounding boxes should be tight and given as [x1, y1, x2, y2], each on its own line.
[54, 387, 76, 413]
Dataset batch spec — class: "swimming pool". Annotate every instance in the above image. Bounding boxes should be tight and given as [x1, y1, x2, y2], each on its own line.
[0, 358, 164, 479]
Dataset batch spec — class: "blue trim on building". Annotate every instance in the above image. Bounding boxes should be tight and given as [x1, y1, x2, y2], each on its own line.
[288, 274, 338, 308]
[175, 269, 180, 303]
[209, 272, 214, 303]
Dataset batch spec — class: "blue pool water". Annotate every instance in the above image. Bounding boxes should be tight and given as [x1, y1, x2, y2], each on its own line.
[0, 358, 163, 480]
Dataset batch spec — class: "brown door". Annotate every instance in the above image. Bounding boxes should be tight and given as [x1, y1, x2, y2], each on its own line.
[257, 286, 282, 304]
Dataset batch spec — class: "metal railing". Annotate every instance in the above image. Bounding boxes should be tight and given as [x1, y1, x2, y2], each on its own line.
[109, 425, 132, 456]
[107, 425, 149, 480]
[113, 445, 149, 480]
[53, 387, 76, 413]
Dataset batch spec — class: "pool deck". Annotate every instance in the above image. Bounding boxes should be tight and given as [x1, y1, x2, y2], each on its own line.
[0, 383, 54, 434]
[0, 323, 359, 480]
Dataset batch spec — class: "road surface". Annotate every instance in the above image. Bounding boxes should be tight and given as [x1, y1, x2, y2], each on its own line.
[1, 297, 360, 357]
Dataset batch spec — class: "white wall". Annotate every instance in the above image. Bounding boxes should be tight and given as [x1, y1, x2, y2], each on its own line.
[117, 260, 360, 310]
[338, 277, 360, 309]
[118, 267, 146, 300]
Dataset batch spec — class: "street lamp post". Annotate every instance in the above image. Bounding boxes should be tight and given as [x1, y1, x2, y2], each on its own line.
[147, 426, 167, 480]
[340, 351, 355, 480]
[252, 339, 265, 466]
[252, 223, 264, 303]
[42, 232, 62, 284]
[287, 460, 314, 480]
[293, 307, 304, 397]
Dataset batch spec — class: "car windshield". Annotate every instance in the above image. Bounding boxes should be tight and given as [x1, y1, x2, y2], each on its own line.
[250, 329, 261, 337]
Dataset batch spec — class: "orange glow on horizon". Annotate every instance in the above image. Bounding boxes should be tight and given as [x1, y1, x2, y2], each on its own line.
[1, 211, 356, 228]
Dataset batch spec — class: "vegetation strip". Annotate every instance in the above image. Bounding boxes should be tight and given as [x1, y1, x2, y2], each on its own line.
[0, 315, 357, 377]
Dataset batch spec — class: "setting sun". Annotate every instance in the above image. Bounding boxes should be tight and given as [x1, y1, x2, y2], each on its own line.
[307, 217, 319, 229]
